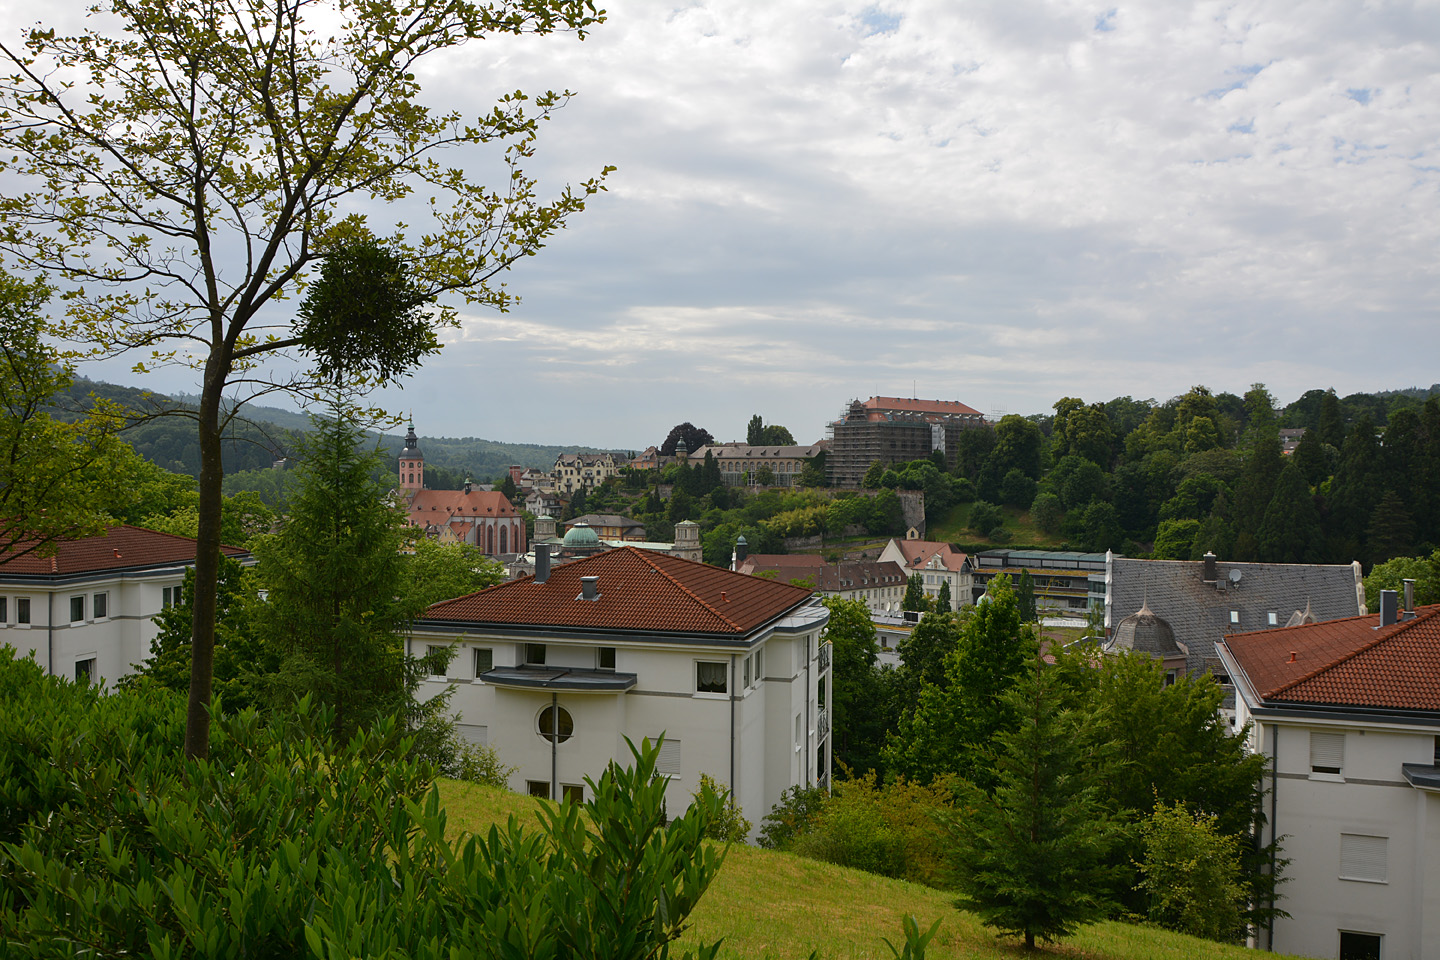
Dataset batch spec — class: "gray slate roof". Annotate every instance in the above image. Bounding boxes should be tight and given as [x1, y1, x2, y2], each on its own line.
[1108, 556, 1365, 677]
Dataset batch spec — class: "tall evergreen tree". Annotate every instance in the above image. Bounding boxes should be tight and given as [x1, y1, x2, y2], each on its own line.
[1257, 462, 1325, 563]
[1017, 569, 1037, 622]
[1292, 427, 1328, 488]
[746, 414, 764, 445]
[1327, 416, 1382, 562]
[936, 579, 953, 612]
[1366, 490, 1414, 565]
[1317, 390, 1345, 449]
[902, 572, 929, 612]
[934, 654, 1118, 950]
[1231, 429, 1284, 561]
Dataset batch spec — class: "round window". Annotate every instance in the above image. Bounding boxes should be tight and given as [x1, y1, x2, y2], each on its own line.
[538, 705, 573, 743]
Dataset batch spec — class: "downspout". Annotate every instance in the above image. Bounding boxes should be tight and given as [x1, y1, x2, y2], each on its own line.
[551, 692, 559, 801]
[804, 636, 811, 786]
[1268, 723, 1278, 952]
[46, 593, 54, 676]
[729, 654, 736, 793]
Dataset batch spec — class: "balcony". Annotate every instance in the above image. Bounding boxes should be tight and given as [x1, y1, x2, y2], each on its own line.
[817, 707, 830, 740]
[818, 642, 831, 672]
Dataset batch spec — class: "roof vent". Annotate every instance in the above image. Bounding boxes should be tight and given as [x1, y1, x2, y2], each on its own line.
[535, 543, 551, 584]
[1288, 651, 1297, 663]
[579, 576, 601, 601]
[1379, 589, 1399, 627]
[1403, 578, 1416, 618]
[1202, 552, 1217, 583]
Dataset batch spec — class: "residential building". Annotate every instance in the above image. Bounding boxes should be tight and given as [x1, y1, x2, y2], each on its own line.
[0, 525, 249, 686]
[410, 545, 832, 836]
[878, 537, 974, 612]
[826, 396, 987, 488]
[1217, 594, 1440, 960]
[973, 548, 1108, 615]
[564, 514, 648, 542]
[628, 446, 662, 470]
[1281, 427, 1307, 456]
[736, 554, 909, 613]
[554, 453, 619, 493]
[1106, 551, 1365, 680]
[523, 489, 562, 518]
[687, 442, 827, 488]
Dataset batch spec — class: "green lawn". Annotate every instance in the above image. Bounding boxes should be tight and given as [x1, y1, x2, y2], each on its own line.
[926, 503, 1067, 551]
[436, 780, 1299, 960]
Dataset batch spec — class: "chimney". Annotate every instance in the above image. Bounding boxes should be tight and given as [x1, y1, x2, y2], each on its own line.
[1403, 578, 1416, 617]
[1202, 552, 1217, 584]
[535, 542, 551, 584]
[1379, 589, 1399, 627]
[580, 575, 600, 601]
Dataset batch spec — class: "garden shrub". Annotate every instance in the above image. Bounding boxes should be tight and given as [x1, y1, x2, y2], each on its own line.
[790, 773, 955, 883]
[446, 739, 516, 788]
[695, 772, 752, 842]
[1135, 799, 1247, 942]
[758, 785, 827, 850]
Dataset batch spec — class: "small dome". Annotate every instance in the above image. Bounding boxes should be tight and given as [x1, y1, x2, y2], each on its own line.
[563, 522, 600, 547]
[1109, 601, 1186, 658]
[400, 421, 423, 459]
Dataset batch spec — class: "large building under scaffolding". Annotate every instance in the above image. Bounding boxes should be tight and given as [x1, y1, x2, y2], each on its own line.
[827, 396, 988, 488]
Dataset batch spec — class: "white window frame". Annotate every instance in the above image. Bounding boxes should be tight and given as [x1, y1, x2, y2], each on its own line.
[425, 644, 449, 681]
[473, 646, 494, 679]
[74, 655, 97, 685]
[1339, 834, 1388, 884]
[69, 595, 85, 623]
[1310, 731, 1346, 781]
[16, 596, 30, 625]
[92, 592, 108, 620]
[695, 660, 728, 697]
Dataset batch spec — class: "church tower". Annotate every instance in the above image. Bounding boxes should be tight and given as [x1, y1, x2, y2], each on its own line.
[399, 420, 424, 493]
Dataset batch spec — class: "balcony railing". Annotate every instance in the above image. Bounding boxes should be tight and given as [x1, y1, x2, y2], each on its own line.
[818, 642, 831, 672]
[817, 707, 830, 741]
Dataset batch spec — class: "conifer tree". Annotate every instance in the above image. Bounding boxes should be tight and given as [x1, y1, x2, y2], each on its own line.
[934, 654, 1118, 950]
[936, 579, 953, 613]
[902, 573, 929, 613]
[1017, 569, 1038, 622]
[1257, 462, 1325, 563]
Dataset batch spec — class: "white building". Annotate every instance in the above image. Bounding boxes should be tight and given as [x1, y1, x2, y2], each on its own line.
[1217, 594, 1440, 960]
[410, 544, 832, 834]
[0, 525, 249, 685]
[878, 536, 973, 611]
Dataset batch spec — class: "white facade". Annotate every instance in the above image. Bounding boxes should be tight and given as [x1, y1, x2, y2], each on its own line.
[1220, 648, 1440, 959]
[411, 602, 832, 836]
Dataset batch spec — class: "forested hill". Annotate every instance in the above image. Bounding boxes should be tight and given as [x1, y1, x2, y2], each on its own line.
[58, 378, 621, 484]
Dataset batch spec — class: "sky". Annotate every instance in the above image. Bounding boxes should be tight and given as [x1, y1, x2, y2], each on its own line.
[6, 0, 1440, 449]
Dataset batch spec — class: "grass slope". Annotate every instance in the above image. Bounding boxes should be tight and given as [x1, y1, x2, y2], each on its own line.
[437, 780, 1298, 960]
[926, 503, 1066, 552]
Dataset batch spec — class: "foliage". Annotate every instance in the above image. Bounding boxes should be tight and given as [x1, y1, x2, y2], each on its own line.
[882, 916, 944, 960]
[791, 772, 954, 885]
[1135, 800, 1247, 942]
[935, 579, 953, 612]
[1364, 549, 1440, 611]
[757, 785, 829, 850]
[137, 489, 277, 548]
[661, 423, 715, 457]
[968, 500, 1003, 537]
[446, 740, 517, 789]
[0, 0, 609, 758]
[747, 415, 796, 446]
[403, 537, 506, 608]
[1030, 491, 1064, 534]
[0, 660, 726, 960]
[863, 460, 887, 489]
[1016, 569, 1037, 622]
[934, 654, 1119, 950]
[695, 773, 752, 843]
[902, 573, 931, 612]
[821, 597, 888, 776]
[0, 272, 139, 563]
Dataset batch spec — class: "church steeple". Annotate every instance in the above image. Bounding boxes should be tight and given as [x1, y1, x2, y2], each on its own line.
[399, 419, 424, 492]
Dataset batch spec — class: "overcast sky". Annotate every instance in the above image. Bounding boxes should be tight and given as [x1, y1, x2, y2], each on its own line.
[11, 0, 1440, 448]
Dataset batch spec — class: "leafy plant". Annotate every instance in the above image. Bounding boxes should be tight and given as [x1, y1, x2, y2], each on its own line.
[695, 772, 752, 843]
[447, 741, 517, 789]
[881, 915, 943, 960]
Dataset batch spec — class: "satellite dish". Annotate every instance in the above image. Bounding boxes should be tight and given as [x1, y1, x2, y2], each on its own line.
[1229, 569, 1243, 584]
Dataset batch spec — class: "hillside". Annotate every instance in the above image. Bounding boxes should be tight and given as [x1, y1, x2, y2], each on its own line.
[437, 780, 1300, 960]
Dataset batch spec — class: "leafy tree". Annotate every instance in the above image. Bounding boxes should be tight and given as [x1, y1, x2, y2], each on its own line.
[564, 487, 589, 520]
[862, 459, 887, 489]
[0, 0, 609, 757]
[986, 415, 1044, 481]
[998, 468, 1037, 507]
[660, 423, 715, 457]
[1152, 518, 1202, 560]
[0, 272, 139, 563]
[1016, 569, 1037, 622]
[821, 598, 888, 777]
[1079, 501, 1123, 553]
[1030, 491, 1064, 534]
[968, 500, 1003, 537]
[666, 487, 694, 524]
[954, 427, 997, 481]
[797, 455, 828, 488]
[934, 654, 1118, 950]
[404, 537, 506, 608]
[249, 406, 441, 751]
[1136, 800, 1247, 942]
[755, 465, 776, 486]
[763, 424, 796, 445]
[1363, 550, 1440, 611]
[935, 579, 953, 613]
[1050, 455, 1107, 511]
[902, 573, 930, 613]
[137, 490, 276, 549]
[747, 414, 765, 445]
[758, 784, 828, 850]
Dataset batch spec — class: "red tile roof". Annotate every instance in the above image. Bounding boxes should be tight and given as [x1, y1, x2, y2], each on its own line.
[1221, 604, 1440, 711]
[893, 539, 969, 572]
[0, 525, 247, 576]
[864, 396, 983, 419]
[422, 545, 815, 636]
[406, 489, 517, 520]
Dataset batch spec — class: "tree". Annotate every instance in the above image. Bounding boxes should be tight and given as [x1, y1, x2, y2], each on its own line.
[660, 423, 714, 457]
[1257, 462, 1324, 563]
[862, 459, 887, 489]
[933, 655, 1118, 950]
[0, 272, 139, 563]
[747, 414, 765, 445]
[0, 0, 609, 757]
[821, 597, 887, 777]
[1030, 491, 1063, 535]
[968, 500, 1004, 537]
[935, 579, 953, 613]
[902, 573, 929, 613]
[250, 406, 439, 749]
[755, 465, 776, 486]
[1136, 800, 1247, 942]
[404, 537, 506, 608]
[1016, 569, 1037, 622]
[986, 415, 1044, 481]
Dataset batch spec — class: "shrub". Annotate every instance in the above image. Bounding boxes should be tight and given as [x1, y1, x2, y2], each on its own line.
[790, 773, 954, 885]
[758, 784, 828, 850]
[968, 500, 1003, 537]
[987, 526, 1012, 543]
[447, 740, 516, 788]
[694, 772, 752, 842]
[1135, 799, 1247, 942]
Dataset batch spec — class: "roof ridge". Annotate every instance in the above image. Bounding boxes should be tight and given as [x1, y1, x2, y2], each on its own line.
[1264, 606, 1440, 699]
[624, 546, 742, 631]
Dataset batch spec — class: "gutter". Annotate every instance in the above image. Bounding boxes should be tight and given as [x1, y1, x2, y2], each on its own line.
[551, 692, 558, 802]
[1268, 723, 1277, 952]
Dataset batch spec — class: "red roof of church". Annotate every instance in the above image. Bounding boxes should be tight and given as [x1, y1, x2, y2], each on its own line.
[1221, 604, 1440, 711]
[422, 545, 815, 636]
[0, 525, 247, 576]
[407, 489, 517, 521]
[864, 396, 983, 419]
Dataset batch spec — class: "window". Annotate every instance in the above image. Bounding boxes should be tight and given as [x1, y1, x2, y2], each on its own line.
[818, 676, 827, 708]
[1268, 611, 1278, 626]
[795, 713, 803, 751]
[538, 704, 573, 743]
[696, 661, 727, 694]
[1339, 932, 1382, 960]
[655, 738, 681, 776]
[426, 644, 448, 679]
[562, 784, 584, 804]
[527, 780, 551, 799]
[456, 723, 488, 746]
[742, 655, 751, 689]
[1229, 610, 1239, 624]
[473, 647, 494, 677]
[1340, 834, 1387, 883]
[93, 593, 107, 619]
[755, 647, 764, 682]
[70, 596, 85, 622]
[1311, 732, 1345, 778]
[0, 597, 6, 623]
[163, 585, 182, 608]
[524, 643, 546, 666]
[597, 647, 616, 671]
[75, 658, 95, 684]
[17, 598, 30, 624]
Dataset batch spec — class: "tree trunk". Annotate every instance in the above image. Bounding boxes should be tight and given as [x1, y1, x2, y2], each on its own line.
[183, 357, 229, 758]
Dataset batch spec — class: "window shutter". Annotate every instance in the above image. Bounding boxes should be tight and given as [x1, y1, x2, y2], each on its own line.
[456, 723, 488, 746]
[656, 738, 681, 776]
[1340, 834, 1387, 882]
[1311, 732, 1345, 775]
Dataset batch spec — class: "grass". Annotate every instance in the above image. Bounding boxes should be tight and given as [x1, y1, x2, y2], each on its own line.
[436, 780, 1299, 960]
[925, 503, 1066, 552]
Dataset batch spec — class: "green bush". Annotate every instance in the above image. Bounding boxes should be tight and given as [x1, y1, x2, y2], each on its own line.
[793, 786, 906, 878]
[1135, 799, 1247, 942]
[968, 500, 1003, 537]
[0, 649, 727, 960]
[695, 772, 751, 843]
[758, 785, 827, 850]
[789, 774, 954, 883]
[446, 739, 516, 788]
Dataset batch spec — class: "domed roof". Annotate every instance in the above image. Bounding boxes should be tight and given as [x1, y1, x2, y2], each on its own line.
[563, 522, 600, 547]
[1109, 601, 1187, 659]
[400, 421, 423, 459]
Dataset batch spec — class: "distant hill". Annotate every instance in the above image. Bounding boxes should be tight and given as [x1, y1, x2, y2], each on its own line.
[61, 377, 622, 481]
